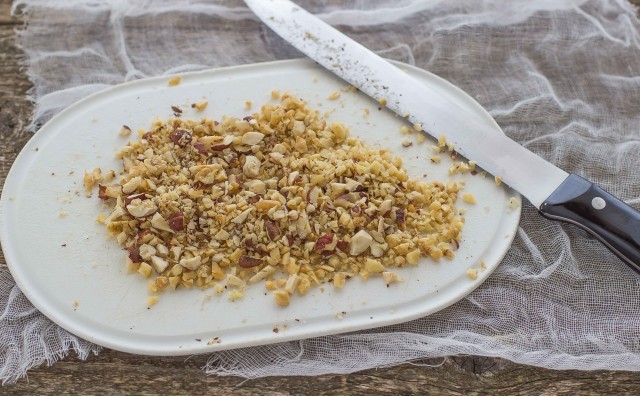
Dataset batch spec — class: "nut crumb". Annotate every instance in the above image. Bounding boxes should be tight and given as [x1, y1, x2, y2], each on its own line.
[167, 76, 181, 86]
[413, 123, 423, 132]
[146, 296, 159, 308]
[401, 139, 413, 147]
[467, 268, 478, 280]
[228, 289, 244, 301]
[508, 197, 520, 209]
[382, 271, 402, 286]
[192, 100, 208, 111]
[273, 290, 290, 307]
[119, 125, 132, 137]
[72, 300, 79, 308]
[495, 176, 503, 185]
[59, 212, 68, 218]
[379, 98, 387, 106]
[462, 193, 477, 204]
[327, 91, 340, 100]
[437, 135, 447, 149]
[245, 100, 252, 109]
[480, 260, 487, 271]
[83, 168, 103, 197]
[271, 90, 281, 99]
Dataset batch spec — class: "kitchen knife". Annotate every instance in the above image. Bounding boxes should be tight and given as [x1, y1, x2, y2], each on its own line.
[244, 0, 640, 272]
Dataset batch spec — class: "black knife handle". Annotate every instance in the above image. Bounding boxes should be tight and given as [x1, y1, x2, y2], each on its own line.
[539, 174, 640, 273]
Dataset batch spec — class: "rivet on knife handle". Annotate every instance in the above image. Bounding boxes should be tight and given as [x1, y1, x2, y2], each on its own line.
[539, 174, 640, 272]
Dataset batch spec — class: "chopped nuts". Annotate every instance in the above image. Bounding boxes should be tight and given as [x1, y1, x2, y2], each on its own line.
[151, 256, 169, 273]
[122, 176, 142, 194]
[265, 220, 281, 241]
[92, 93, 463, 306]
[126, 199, 157, 218]
[365, 258, 385, 273]
[229, 289, 244, 301]
[150, 213, 174, 233]
[167, 212, 184, 231]
[167, 76, 181, 86]
[180, 256, 202, 271]
[238, 256, 263, 268]
[139, 244, 157, 261]
[83, 168, 103, 197]
[147, 296, 159, 308]
[350, 230, 373, 256]
[508, 197, 520, 209]
[243, 156, 261, 178]
[192, 100, 208, 111]
[273, 290, 290, 307]
[462, 193, 477, 204]
[138, 262, 153, 278]
[333, 272, 347, 288]
[382, 271, 402, 286]
[119, 125, 132, 136]
[467, 268, 479, 280]
[241, 131, 265, 145]
[406, 249, 421, 265]
[284, 274, 301, 294]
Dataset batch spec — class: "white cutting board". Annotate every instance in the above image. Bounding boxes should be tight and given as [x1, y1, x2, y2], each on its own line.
[0, 59, 520, 355]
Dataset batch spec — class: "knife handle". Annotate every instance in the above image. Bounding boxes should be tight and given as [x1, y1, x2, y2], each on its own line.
[539, 174, 640, 273]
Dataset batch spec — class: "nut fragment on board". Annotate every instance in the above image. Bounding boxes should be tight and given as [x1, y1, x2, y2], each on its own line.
[382, 271, 402, 286]
[119, 125, 132, 136]
[462, 193, 477, 204]
[91, 93, 464, 306]
[508, 197, 520, 209]
[192, 100, 208, 111]
[167, 76, 181, 86]
[83, 168, 103, 197]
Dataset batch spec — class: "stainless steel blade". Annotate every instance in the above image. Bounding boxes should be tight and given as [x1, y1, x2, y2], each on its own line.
[245, 0, 569, 208]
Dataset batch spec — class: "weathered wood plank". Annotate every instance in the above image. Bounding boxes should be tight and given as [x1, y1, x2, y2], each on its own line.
[6, 349, 640, 396]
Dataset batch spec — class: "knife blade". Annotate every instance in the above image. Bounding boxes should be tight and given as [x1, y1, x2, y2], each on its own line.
[245, 0, 640, 271]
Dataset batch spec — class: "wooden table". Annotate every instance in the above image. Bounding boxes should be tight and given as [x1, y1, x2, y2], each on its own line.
[2, 1, 640, 393]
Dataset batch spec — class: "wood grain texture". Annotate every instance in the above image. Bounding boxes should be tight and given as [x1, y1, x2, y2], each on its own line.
[2, 0, 640, 394]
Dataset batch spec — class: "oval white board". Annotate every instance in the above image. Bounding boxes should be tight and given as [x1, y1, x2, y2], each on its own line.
[0, 59, 520, 355]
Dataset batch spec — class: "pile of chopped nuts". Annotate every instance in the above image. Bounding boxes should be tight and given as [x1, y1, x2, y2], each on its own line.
[89, 93, 464, 307]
